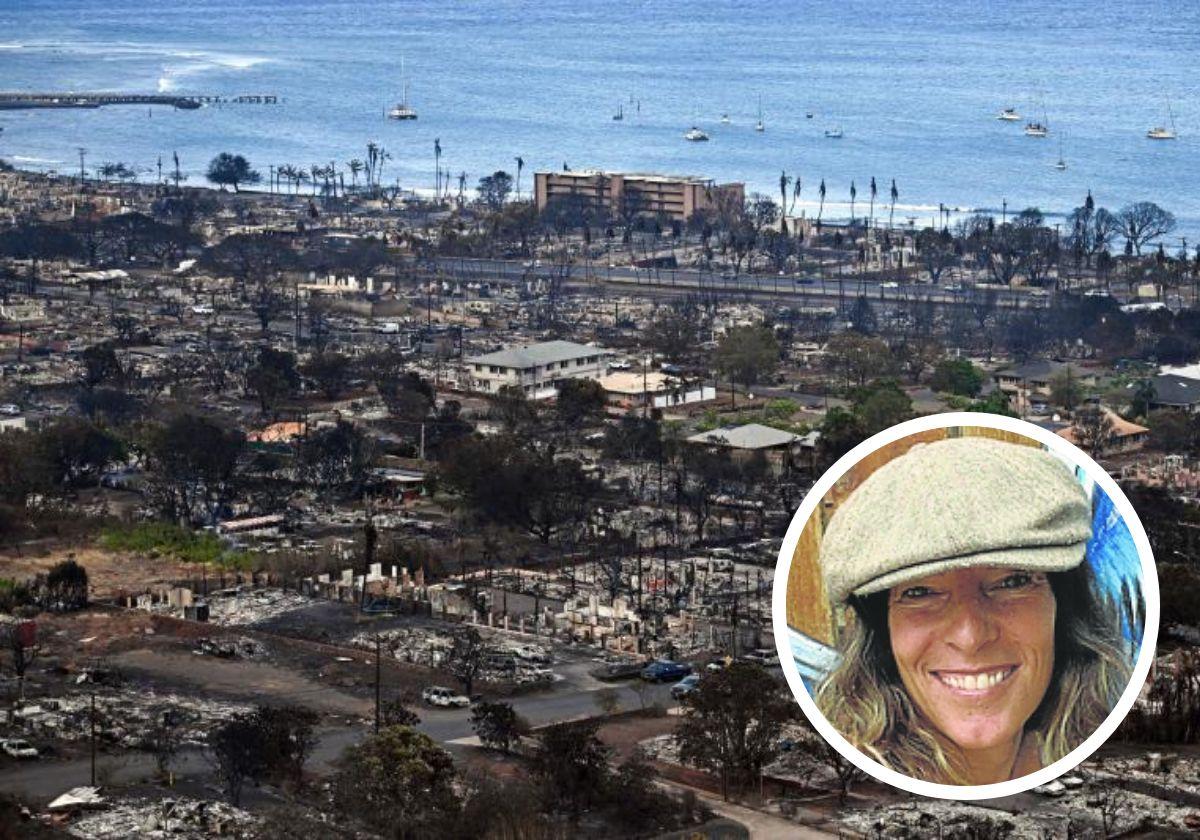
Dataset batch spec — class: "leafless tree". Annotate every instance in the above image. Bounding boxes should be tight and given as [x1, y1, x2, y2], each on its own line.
[1117, 202, 1176, 256]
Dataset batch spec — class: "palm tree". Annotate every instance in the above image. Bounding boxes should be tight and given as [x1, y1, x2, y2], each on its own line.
[515, 156, 525, 201]
[790, 175, 801, 217]
[433, 138, 442, 201]
[817, 179, 826, 226]
[869, 176, 877, 228]
[779, 171, 791, 236]
[458, 171, 467, 206]
[889, 179, 899, 228]
[849, 181, 857, 226]
[347, 159, 364, 191]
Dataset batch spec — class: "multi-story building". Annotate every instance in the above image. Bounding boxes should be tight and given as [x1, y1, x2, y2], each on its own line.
[465, 340, 612, 397]
[533, 170, 744, 222]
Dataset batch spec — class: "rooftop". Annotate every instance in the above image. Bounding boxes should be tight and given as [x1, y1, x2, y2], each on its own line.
[543, 169, 713, 186]
[466, 340, 611, 369]
[687, 423, 800, 450]
[597, 371, 675, 395]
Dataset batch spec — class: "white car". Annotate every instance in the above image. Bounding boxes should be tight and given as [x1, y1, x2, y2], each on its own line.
[1, 739, 38, 759]
[742, 648, 781, 667]
[0, 404, 20, 416]
[421, 686, 470, 708]
[880, 281, 899, 289]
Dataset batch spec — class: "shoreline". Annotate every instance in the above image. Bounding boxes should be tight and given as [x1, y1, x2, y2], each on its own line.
[1, 158, 1192, 243]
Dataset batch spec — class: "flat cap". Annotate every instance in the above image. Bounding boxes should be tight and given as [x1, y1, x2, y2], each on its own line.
[820, 437, 1091, 605]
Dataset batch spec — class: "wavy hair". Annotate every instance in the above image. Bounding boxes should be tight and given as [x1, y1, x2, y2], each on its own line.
[814, 563, 1133, 784]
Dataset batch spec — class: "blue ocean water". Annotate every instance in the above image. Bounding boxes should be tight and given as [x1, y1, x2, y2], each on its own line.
[1, 0, 1198, 238]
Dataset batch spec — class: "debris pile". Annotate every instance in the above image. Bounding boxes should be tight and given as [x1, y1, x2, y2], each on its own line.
[68, 796, 258, 839]
[6, 690, 252, 749]
[205, 588, 314, 627]
[193, 636, 266, 660]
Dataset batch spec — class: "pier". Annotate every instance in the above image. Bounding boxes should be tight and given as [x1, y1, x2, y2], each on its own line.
[0, 92, 279, 110]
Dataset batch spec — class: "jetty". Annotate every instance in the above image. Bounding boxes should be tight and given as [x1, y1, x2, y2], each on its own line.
[0, 92, 279, 110]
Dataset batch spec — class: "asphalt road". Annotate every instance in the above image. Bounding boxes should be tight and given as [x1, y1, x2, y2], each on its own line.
[0, 670, 676, 802]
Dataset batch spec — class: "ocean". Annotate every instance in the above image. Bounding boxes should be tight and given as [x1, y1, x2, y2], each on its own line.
[1, 0, 1198, 240]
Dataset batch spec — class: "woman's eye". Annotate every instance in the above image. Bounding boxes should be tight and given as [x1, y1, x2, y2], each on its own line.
[994, 572, 1035, 591]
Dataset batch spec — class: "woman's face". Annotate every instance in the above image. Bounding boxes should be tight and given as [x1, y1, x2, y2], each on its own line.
[887, 566, 1056, 759]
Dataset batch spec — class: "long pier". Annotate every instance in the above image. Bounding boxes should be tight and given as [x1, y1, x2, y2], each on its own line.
[0, 92, 279, 110]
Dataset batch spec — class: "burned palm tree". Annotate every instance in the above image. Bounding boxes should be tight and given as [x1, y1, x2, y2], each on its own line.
[889, 179, 899, 228]
[779, 171, 791, 235]
[434, 138, 442, 201]
[849, 181, 857, 226]
[515, 156, 525, 201]
[817, 179, 826, 226]
[869, 176, 877, 228]
[790, 175, 801, 217]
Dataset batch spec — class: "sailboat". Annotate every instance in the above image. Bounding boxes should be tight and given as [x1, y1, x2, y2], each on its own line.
[684, 126, 709, 142]
[824, 126, 843, 139]
[387, 57, 417, 120]
[755, 96, 765, 132]
[1024, 100, 1049, 137]
[997, 107, 1021, 121]
[613, 103, 624, 121]
[720, 113, 731, 124]
[1053, 135, 1067, 170]
[1147, 102, 1178, 139]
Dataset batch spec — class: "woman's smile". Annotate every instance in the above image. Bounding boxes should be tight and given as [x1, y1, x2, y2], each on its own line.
[888, 566, 1056, 779]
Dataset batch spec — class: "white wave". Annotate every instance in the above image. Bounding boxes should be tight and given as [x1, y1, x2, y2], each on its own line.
[11, 155, 61, 165]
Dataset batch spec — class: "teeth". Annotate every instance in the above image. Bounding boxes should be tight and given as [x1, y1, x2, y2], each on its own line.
[939, 669, 1010, 690]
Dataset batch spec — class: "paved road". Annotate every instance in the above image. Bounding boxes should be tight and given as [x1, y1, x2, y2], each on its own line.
[0, 670, 675, 802]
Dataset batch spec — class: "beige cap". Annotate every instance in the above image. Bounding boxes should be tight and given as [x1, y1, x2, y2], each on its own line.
[820, 437, 1092, 606]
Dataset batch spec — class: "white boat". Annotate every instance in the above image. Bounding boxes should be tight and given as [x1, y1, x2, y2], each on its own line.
[1147, 103, 1177, 139]
[1053, 136, 1067, 170]
[997, 107, 1021, 121]
[1024, 121, 1048, 137]
[805, 111, 814, 119]
[754, 96, 765, 132]
[824, 126, 843, 139]
[387, 57, 417, 120]
[684, 126, 709, 142]
[720, 113, 731, 124]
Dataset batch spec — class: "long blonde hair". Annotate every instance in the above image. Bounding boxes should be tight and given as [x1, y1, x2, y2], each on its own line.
[815, 564, 1133, 785]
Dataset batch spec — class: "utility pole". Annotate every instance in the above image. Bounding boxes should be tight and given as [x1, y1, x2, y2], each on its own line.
[77, 147, 88, 184]
[374, 635, 382, 734]
[90, 692, 97, 786]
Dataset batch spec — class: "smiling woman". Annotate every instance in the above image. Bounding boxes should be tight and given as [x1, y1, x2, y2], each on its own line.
[811, 436, 1133, 786]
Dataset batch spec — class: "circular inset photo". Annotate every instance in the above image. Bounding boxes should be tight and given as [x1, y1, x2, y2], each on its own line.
[772, 412, 1158, 800]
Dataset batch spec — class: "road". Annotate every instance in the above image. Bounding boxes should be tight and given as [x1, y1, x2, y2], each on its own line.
[0, 667, 676, 802]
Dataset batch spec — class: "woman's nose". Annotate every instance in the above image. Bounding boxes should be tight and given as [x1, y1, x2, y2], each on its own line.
[943, 595, 1000, 651]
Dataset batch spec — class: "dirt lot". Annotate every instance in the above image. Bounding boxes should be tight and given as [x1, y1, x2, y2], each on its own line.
[0, 544, 205, 601]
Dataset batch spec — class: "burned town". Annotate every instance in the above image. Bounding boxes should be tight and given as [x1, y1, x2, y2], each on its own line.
[0, 145, 1198, 840]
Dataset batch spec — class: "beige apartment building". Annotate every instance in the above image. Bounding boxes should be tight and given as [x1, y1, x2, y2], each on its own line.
[533, 170, 744, 222]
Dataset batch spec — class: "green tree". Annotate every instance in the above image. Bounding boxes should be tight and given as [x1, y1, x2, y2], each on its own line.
[1147, 409, 1195, 453]
[144, 414, 244, 525]
[555, 377, 607, 427]
[930, 358, 984, 397]
[332, 726, 459, 838]
[675, 662, 795, 799]
[714, 325, 779, 400]
[206, 153, 261, 192]
[852, 379, 913, 435]
[477, 170, 514, 212]
[1049, 366, 1085, 411]
[42, 558, 89, 611]
[35, 418, 124, 488]
[297, 420, 375, 496]
[470, 701, 527, 753]
[300, 351, 352, 401]
[246, 347, 299, 414]
[530, 719, 611, 819]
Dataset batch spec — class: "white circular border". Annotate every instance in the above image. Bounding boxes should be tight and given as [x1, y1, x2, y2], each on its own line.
[771, 412, 1160, 801]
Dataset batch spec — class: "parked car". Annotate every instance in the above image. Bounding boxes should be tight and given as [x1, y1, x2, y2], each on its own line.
[1, 739, 38, 759]
[670, 674, 701, 700]
[421, 686, 470, 708]
[590, 660, 645, 682]
[641, 660, 692, 683]
[0, 404, 21, 416]
[514, 645, 552, 665]
[742, 648, 781, 667]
